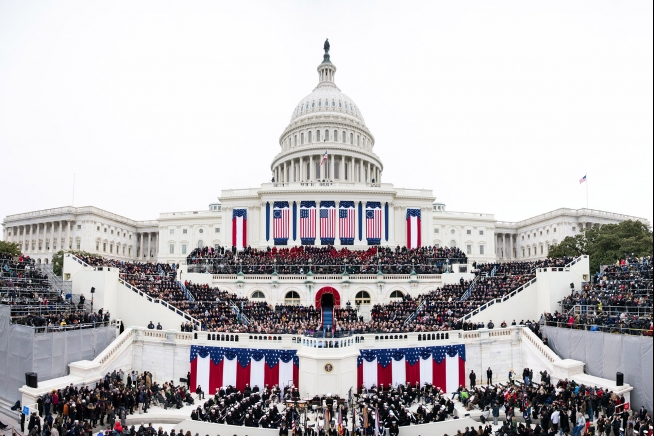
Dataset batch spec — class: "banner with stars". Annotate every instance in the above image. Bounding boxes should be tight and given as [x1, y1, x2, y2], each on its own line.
[356, 345, 465, 393]
[189, 346, 299, 396]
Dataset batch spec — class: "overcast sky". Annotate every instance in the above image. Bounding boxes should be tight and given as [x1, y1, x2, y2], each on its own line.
[1, 1, 652, 229]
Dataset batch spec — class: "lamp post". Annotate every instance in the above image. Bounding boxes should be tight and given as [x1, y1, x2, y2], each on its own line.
[238, 259, 243, 275]
[273, 258, 278, 275]
[377, 259, 382, 275]
[411, 259, 416, 275]
[308, 258, 313, 275]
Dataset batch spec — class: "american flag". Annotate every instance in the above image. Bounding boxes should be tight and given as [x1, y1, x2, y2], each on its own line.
[273, 201, 289, 244]
[320, 150, 328, 166]
[300, 201, 316, 245]
[339, 201, 355, 245]
[579, 175, 587, 184]
[292, 410, 296, 433]
[366, 202, 382, 245]
[320, 201, 336, 245]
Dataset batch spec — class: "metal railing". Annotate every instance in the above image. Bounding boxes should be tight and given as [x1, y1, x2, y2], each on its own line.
[179, 281, 195, 302]
[544, 320, 652, 336]
[563, 304, 652, 318]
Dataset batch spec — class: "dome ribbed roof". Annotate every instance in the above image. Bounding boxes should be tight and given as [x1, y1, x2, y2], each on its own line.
[290, 87, 365, 124]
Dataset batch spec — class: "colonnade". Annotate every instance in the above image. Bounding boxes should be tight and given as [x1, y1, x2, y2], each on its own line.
[4, 221, 74, 254]
[136, 232, 158, 259]
[273, 153, 381, 184]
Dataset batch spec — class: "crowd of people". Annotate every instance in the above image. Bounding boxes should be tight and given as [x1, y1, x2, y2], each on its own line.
[544, 257, 652, 336]
[186, 245, 467, 275]
[22, 370, 196, 436]
[1, 253, 108, 329]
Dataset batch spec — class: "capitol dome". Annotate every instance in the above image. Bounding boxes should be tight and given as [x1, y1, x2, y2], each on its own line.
[271, 41, 383, 185]
[290, 82, 365, 124]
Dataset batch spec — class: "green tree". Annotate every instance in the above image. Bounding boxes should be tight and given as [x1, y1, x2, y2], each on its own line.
[0, 241, 21, 256]
[52, 250, 64, 276]
[548, 220, 653, 273]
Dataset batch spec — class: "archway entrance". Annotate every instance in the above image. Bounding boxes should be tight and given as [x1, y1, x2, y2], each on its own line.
[315, 286, 340, 310]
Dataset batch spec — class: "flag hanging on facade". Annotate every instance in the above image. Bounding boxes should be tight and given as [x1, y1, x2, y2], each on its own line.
[300, 201, 316, 245]
[406, 208, 421, 249]
[339, 201, 355, 245]
[579, 175, 587, 184]
[320, 150, 329, 166]
[320, 201, 336, 245]
[365, 202, 382, 245]
[189, 345, 299, 397]
[273, 201, 290, 245]
[231, 208, 247, 250]
[357, 345, 466, 394]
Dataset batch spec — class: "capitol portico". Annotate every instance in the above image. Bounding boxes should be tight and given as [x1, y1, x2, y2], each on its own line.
[1, 43, 649, 266]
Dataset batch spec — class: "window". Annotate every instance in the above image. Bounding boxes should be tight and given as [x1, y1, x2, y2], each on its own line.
[342, 131, 346, 143]
[110, 244, 113, 253]
[450, 240, 457, 248]
[294, 135, 297, 146]
[111, 230, 114, 235]
[333, 130, 337, 141]
[215, 228, 220, 233]
[183, 229, 188, 234]
[527, 234, 530, 239]
[104, 228, 107, 233]
[357, 135, 360, 146]
[182, 244, 187, 255]
[553, 228, 557, 233]
[355, 291, 371, 305]
[334, 162, 339, 179]
[434, 228, 439, 233]
[285, 291, 301, 305]
[466, 245, 472, 255]
[479, 230, 484, 235]
[540, 231, 542, 236]
[316, 130, 320, 142]
[522, 248, 525, 257]
[466, 230, 471, 235]
[479, 245, 485, 255]
[97, 226, 100, 231]
[122, 247, 125, 255]
[390, 290, 404, 299]
[214, 244, 220, 250]
[521, 236, 524, 241]
[540, 246, 544, 254]
[197, 240, 203, 248]
[199, 229, 204, 233]
[301, 133, 304, 144]
[96, 241, 99, 250]
[169, 244, 175, 254]
[324, 129, 329, 141]
[546, 229, 549, 234]
[350, 133, 353, 144]
[170, 229, 175, 235]
[572, 227, 576, 231]
[77, 225, 81, 230]
[103, 243, 107, 252]
[318, 100, 321, 107]
[435, 244, 440, 248]
[251, 291, 266, 299]
[528, 247, 531, 256]
[308, 131, 312, 142]
[450, 229, 455, 234]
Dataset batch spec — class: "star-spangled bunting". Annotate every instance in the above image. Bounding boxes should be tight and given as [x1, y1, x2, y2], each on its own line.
[356, 345, 465, 367]
[190, 345, 299, 368]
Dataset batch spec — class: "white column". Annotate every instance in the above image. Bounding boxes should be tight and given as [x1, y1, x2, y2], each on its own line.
[283, 161, 287, 183]
[58, 221, 63, 251]
[49, 222, 54, 252]
[66, 221, 71, 250]
[309, 155, 314, 181]
[148, 233, 152, 259]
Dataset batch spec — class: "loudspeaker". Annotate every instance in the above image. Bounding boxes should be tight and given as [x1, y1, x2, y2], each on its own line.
[616, 372, 624, 386]
[25, 372, 38, 388]
[90, 287, 96, 294]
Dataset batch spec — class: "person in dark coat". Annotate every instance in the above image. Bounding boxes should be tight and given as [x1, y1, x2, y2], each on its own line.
[486, 367, 493, 385]
[469, 370, 476, 388]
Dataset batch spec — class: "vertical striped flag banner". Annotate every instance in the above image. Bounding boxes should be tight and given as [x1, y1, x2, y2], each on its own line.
[320, 201, 336, 245]
[189, 346, 299, 397]
[365, 202, 382, 245]
[406, 208, 421, 249]
[232, 208, 247, 250]
[300, 201, 316, 245]
[357, 345, 466, 393]
[339, 201, 355, 245]
[273, 201, 290, 245]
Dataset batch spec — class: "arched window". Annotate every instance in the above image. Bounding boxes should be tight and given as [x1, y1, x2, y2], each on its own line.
[308, 131, 312, 143]
[285, 291, 301, 305]
[316, 130, 320, 142]
[390, 290, 404, 299]
[334, 162, 339, 179]
[197, 240, 204, 248]
[332, 100, 335, 107]
[251, 291, 266, 299]
[350, 133, 353, 144]
[355, 291, 371, 305]
[334, 130, 337, 141]
[312, 101, 315, 108]
[342, 131, 346, 143]
[315, 161, 320, 179]
[301, 133, 304, 144]
[325, 130, 329, 141]
[294, 135, 297, 146]
[357, 135, 360, 146]
[449, 240, 457, 248]
[339, 101, 342, 108]
[318, 100, 321, 107]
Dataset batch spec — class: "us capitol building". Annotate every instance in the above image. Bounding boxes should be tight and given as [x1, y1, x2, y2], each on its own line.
[2, 42, 648, 266]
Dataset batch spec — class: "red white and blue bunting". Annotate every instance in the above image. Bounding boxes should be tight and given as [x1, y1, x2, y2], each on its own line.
[189, 346, 299, 396]
[357, 345, 466, 393]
